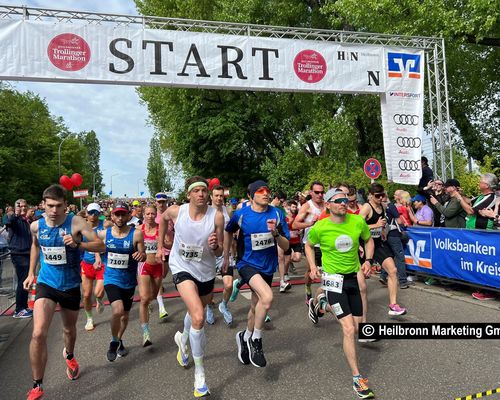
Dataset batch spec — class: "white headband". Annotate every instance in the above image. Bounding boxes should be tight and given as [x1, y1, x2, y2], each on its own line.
[187, 181, 208, 193]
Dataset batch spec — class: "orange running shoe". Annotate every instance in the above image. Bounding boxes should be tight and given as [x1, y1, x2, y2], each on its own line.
[26, 386, 44, 400]
[63, 348, 80, 380]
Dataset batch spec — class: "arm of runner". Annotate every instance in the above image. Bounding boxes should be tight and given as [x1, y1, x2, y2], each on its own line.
[208, 211, 224, 257]
[157, 206, 177, 261]
[222, 231, 233, 274]
[73, 216, 105, 253]
[304, 241, 320, 280]
[361, 237, 375, 278]
[291, 203, 314, 230]
[133, 229, 146, 262]
[94, 252, 102, 270]
[23, 221, 39, 291]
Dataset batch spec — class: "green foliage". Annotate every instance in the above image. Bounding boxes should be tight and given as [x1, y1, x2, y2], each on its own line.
[146, 133, 173, 195]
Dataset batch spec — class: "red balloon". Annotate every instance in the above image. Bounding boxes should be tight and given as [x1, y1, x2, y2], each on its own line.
[71, 173, 83, 187]
[59, 175, 74, 190]
[211, 178, 220, 186]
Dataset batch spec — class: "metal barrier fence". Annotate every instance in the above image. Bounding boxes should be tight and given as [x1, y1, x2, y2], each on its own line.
[0, 252, 16, 315]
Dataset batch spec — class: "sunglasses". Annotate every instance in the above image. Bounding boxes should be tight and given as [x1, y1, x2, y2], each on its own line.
[373, 193, 386, 199]
[87, 210, 100, 216]
[330, 197, 349, 204]
[313, 190, 325, 195]
[255, 188, 270, 195]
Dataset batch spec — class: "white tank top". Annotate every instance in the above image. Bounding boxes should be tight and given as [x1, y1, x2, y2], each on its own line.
[170, 204, 217, 282]
[302, 200, 323, 245]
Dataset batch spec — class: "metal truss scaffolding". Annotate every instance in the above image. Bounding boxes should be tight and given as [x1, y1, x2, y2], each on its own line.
[0, 4, 454, 179]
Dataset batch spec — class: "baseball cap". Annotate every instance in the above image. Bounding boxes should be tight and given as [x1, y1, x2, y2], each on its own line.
[132, 200, 141, 206]
[86, 203, 101, 213]
[248, 180, 269, 198]
[155, 192, 168, 201]
[230, 197, 239, 205]
[410, 194, 427, 202]
[325, 188, 346, 202]
[112, 202, 130, 213]
[444, 178, 460, 188]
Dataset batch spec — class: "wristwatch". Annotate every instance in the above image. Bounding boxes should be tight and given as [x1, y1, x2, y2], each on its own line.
[272, 231, 280, 238]
[366, 258, 373, 264]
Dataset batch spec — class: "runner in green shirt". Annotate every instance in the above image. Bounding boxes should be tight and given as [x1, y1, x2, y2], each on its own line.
[305, 187, 375, 399]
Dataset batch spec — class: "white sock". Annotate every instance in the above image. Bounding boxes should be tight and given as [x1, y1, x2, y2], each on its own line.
[182, 313, 191, 346]
[157, 294, 166, 313]
[189, 327, 206, 374]
[280, 279, 285, 285]
[252, 328, 262, 340]
[243, 329, 253, 341]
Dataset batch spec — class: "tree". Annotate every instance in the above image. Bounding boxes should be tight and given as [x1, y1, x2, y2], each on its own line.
[79, 130, 103, 196]
[146, 133, 173, 195]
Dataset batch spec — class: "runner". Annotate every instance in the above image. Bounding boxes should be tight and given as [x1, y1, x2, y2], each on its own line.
[283, 200, 302, 289]
[24, 185, 105, 400]
[97, 202, 146, 361]
[137, 205, 163, 346]
[224, 180, 290, 368]
[211, 184, 234, 325]
[359, 183, 407, 316]
[271, 191, 291, 293]
[157, 176, 224, 398]
[81, 203, 112, 331]
[292, 181, 326, 304]
[155, 192, 171, 321]
[305, 187, 375, 399]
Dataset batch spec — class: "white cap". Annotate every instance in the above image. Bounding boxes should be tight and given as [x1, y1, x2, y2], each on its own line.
[325, 188, 346, 202]
[86, 203, 101, 213]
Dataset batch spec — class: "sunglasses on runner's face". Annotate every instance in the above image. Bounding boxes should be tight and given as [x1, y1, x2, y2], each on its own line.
[88, 210, 100, 216]
[255, 187, 270, 196]
[331, 198, 349, 204]
[373, 193, 386, 199]
[313, 191, 325, 195]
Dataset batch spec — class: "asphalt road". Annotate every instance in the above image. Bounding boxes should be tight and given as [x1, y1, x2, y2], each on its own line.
[1, 268, 499, 400]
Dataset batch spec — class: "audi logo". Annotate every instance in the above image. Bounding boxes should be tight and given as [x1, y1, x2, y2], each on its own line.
[393, 114, 419, 125]
[397, 137, 422, 148]
[398, 160, 420, 171]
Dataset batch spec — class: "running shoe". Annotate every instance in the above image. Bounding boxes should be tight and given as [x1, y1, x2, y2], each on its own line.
[247, 337, 266, 368]
[279, 281, 292, 293]
[26, 386, 44, 400]
[117, 340, 128, 357]
[206, 304, 215, 325]
[399, 282, 410, 289]
[194, 372, 210, 397]
[378, 277, 388, 286]
[218, 302, 233, 325]
[472, 291, 496, 301]
[305, 292, 312, 306]
[63, 348, 80, 380]
[96, 298, 104, 314]
[174, 331, 189, 367]
[388, 304, 407, 316]
[353, 376, 375, 399]
[159, 310, 169, 321]
[143, 331, 152, 347]
[229, 279, 240, 302]
[284, 274, 290, 282]
[107, 341, 119, 362]
[13, 308, 33, 319]
[85, 319, 94, 331]
[315, 293, 327, 318]
[265, 315, 271, 323]
[236, 331, 250, 365]
[308, 298, 319, 324]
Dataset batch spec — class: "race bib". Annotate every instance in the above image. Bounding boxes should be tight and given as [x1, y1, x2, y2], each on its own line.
[180, 243, 203, 262]
[251, 232, 274, 251]
[321, 272, 344, 293]
[107, 252, 129, 269]
[144, 240, 158, 254]
[370, 227, 382, 239]
[42, 246, 66, 265]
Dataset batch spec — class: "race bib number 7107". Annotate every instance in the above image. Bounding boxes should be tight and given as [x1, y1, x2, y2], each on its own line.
[107, 252, 129, 269]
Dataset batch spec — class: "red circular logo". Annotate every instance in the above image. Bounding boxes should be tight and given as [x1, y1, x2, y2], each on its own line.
[293, 50, 327, 83]
[47, 33, 91, 71]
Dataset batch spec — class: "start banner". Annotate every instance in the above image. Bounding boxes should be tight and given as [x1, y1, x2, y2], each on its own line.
[405, 227, 500, 290]
[0, 19, 424, 184]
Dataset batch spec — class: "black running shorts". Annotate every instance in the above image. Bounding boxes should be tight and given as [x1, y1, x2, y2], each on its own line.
[325, 273, 363, 320]
[172, 272, 215, 297]
[104, 284, 136, 312]
[35, 282, 81, 311]
[373, 241, 394, 265]
[238, 263, 273, 288]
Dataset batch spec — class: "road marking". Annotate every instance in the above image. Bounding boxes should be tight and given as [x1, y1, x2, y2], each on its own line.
[454, 387, 500, 400]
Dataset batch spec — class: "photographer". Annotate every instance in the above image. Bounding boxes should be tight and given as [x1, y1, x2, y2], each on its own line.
[429, 179, 466, 228]
[423, 179, 449, 226]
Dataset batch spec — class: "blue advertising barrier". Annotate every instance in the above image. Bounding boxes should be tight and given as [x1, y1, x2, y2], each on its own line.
[404, 227, 500, 290]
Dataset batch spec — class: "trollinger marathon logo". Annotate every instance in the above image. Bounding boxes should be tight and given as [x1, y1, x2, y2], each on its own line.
[47, 33, 91, 72]
[293, 50, 327, 83]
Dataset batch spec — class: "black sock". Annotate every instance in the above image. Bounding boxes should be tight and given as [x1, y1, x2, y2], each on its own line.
[65, 352, 74, 360]
[33, 379, 43, 389]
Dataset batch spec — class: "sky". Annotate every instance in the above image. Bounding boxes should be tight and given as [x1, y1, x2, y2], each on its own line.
[5, 0, 161, 198]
